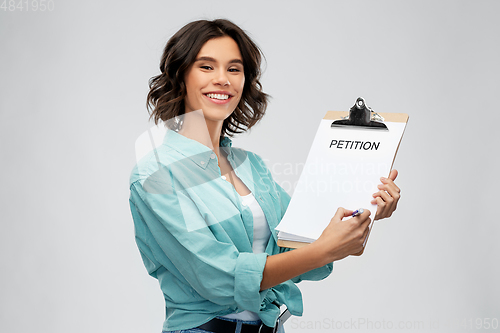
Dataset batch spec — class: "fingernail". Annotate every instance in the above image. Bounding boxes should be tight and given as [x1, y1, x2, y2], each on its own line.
[380, 177, 386, 181]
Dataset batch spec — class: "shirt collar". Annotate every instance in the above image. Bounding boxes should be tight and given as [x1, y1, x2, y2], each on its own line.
[220, 136, 232, 148]
[163, 129, 233, 169]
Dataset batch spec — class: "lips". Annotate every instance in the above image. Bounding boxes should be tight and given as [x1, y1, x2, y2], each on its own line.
[205, 93, 229, 100]
[203, 91, 235, 105]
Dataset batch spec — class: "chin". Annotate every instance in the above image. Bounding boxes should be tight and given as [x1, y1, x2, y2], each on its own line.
[202, 107, 235, 121]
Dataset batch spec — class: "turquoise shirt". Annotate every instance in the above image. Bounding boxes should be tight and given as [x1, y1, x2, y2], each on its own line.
[129, 129, 333, 330]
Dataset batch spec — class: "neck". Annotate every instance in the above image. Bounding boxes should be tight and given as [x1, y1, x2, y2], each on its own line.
[178, 110, 224, 155]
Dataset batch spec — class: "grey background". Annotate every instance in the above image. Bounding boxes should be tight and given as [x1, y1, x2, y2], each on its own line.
[1, 0, 499, 332]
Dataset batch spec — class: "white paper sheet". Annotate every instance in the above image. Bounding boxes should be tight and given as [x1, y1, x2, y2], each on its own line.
[277, 119, 407, 242]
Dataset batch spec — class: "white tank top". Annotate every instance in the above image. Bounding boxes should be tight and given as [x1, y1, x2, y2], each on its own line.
[221, 192, 271, 321]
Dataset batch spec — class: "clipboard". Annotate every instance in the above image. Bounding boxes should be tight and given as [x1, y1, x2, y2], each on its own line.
[276, 98, 408, 250]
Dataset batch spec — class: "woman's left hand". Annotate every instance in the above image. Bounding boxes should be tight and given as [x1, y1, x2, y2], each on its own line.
[371, 169, 401, 220]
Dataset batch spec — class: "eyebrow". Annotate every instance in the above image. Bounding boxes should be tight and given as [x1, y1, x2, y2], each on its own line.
[195, 56, 243, 65]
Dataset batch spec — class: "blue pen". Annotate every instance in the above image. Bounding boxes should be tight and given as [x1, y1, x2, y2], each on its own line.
[352, 208, 364, 217]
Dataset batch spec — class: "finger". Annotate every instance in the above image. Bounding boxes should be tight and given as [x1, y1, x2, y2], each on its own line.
[333, 207, 354, 220]
[359, 215, 372, 229]
[378, 190, 394, 209]
[351, 214, 371, 241]
[353, 223, 372, 256]
[388, 169, 398, 181]
[361, 220, 371, 239]
[353, 209, 371, 223]
[379, 177, 401, 194]
[377, 192, 394, 219]
[343, 209, 355, 218]
[376, 182, 401, 198]
[349, 209, 369, 229]
[374, 193, 396, 219]
[374, 194, 385, 208]
[371, 191, 387, 205]
[373, 196, 388, 219]
[374, 182, 401, 211]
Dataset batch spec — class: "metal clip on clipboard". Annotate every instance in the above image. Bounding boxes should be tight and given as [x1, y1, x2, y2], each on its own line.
[331, 97, 388, 130]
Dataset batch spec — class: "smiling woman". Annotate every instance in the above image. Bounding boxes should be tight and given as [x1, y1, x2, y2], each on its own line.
[130, 18, 401, 333]
[183, 37, 245, 131]
[147, 19, 268, 137]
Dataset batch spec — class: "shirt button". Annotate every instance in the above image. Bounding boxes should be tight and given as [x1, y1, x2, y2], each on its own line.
[210, 153, 216, 159]
[221, 176, 226, 180]
[200, 161, 205, 165]
[259, 196, 263, 201]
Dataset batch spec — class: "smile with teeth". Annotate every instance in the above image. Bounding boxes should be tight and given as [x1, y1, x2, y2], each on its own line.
[205, 93, 230, 100]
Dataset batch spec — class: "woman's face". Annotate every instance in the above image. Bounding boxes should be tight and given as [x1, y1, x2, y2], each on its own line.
[183, 36, 245, 123]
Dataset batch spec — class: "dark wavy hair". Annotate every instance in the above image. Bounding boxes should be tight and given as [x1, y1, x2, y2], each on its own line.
[147, 19, 269, 137]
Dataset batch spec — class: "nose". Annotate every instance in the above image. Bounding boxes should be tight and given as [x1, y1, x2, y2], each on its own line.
[212, 69, 230, 86]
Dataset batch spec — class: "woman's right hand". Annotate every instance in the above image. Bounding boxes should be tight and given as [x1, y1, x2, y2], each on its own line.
[261, 207, 371, 290]
[314, 207, 372, 263]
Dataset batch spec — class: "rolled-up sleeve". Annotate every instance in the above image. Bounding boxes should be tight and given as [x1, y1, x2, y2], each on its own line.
[234, 252, 268, 311]
[291, 262, 333, 282]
